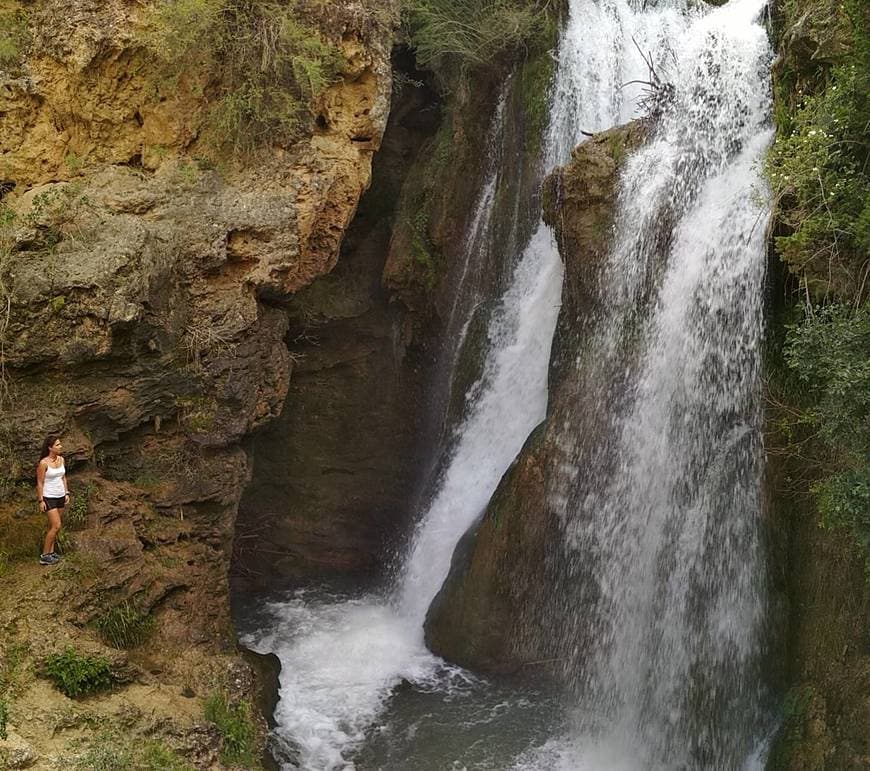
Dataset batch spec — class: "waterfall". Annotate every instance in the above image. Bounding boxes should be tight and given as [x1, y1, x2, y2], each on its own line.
[238, 0, 774, 768]
[517, 0, 774, 768]
[238, 68, 565, 767]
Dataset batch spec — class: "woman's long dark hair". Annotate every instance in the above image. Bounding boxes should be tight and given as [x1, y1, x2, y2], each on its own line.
[39, 435, 60, 462]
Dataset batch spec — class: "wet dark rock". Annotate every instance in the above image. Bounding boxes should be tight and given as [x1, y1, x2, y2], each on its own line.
[425, 122, 646, 671]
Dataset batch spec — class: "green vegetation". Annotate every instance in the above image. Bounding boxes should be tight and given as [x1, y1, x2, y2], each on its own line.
[95, 601, 155, 649]
[0, 642, 29, 695]
[41, 648, 115, 698]
[64, 481, 93, 530]
[409, 208, 438, 289]
[144, 0, 345, 155]
[0, 696, 7, 740]
[776, 304, 870, 570]
[766, 0, 870, 573]
[22, 185, 96, 252]
[767, 685, 817, 770]
[54, 527, 76, 556]
[65, 732, 192, 771]
[519, 48, 555, 155]
[767, 0, 869, 300]
[404, 0, 555, 88]
[203, 692, 256, 766]
[176, 393, 219, 432]
[136, 741, 194, 771]
[50, 550, 102, 581]
[0, 8, 29, 68]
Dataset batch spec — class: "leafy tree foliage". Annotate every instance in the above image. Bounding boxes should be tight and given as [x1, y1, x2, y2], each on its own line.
[783, 305, 870, 567]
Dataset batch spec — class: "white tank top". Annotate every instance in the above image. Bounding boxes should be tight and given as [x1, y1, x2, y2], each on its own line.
[43, 461, 65, 497]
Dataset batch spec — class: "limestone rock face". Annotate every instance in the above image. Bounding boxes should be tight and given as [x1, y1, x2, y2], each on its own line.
[0, 0, 396, 762]
[425, 123, 645, 671]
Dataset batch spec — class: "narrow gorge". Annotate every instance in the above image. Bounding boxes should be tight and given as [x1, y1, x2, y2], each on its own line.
[0, 1, 867, 770]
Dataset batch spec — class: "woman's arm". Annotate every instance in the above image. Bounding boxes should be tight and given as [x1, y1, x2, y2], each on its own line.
[36, 460, 46, 510]
[62, 457, 69, 497]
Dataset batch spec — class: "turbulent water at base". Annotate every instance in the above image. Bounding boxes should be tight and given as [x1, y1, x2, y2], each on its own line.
[238, 0, 773, 768]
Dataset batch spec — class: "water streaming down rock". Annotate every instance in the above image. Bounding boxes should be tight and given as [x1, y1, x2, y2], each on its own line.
[239, 0, 775, 767]
[395, 0, 671, 630]
[513, 0, 775, 767]
[238, 67, 567, 767]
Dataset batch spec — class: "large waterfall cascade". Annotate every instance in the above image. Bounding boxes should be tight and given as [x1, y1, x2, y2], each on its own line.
[518, 0, 775, 768]
[238, 0, 774, 768]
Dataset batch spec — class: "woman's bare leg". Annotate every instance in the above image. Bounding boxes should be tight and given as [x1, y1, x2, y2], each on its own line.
[42, 508, 61, 555]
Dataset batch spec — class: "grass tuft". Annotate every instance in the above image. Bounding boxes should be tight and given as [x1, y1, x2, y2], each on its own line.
[0, 9, 29, 68]
[404, 0, 554, 89]
[64, 482, 93, 530]
[204, 692, 256, 765]
[95, 601, 155, 649]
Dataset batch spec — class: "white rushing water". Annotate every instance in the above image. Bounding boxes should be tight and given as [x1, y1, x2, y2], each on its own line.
[240, 77, 567, 771]
[517, 0, 774, 768]
[241, 0, 773, 767]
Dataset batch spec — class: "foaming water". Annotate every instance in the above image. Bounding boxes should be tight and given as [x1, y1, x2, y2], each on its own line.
[238, 0, 774, 767]
[240, 90, 568, 771]
[239, 591, 459, 769]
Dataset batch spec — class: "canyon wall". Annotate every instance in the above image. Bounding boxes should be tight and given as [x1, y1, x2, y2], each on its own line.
[0, 1, 397, 766]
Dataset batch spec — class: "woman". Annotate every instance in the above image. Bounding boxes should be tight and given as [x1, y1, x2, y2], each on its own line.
[36, 435, 69, 565]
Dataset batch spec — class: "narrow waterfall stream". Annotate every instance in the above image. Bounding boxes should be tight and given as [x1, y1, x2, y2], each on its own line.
[236, 0, 775, 768]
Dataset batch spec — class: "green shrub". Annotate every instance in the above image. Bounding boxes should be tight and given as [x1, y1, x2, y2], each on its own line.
[782, 303, 870, 570]
[0, 696, 7, 740]
[0, 551, 7, 578]
[95, 601, 155, 649]
[204, 692, 255, 766]
[138, 741, 193, 771]
[53, 528, 75, 555]
[64, 482, 93, 530]
[42, 648, 115, 698]
[0, 9, 29, 68]
[766, 0, 870, 300]
[404, 0, 554, 87]
[145, 0, 345, 155]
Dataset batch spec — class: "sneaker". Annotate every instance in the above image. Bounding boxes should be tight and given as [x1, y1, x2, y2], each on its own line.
[39, 553, 59, 565]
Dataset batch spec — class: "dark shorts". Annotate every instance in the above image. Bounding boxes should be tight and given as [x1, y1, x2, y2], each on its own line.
[43, 496, 66, 511]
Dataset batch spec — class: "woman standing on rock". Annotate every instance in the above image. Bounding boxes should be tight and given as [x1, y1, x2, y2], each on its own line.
[36, 435, 69, 565]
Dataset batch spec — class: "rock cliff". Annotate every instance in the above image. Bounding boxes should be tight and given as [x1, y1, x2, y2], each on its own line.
[763, 0, 870, 766]
[0, 0, 397, 766]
